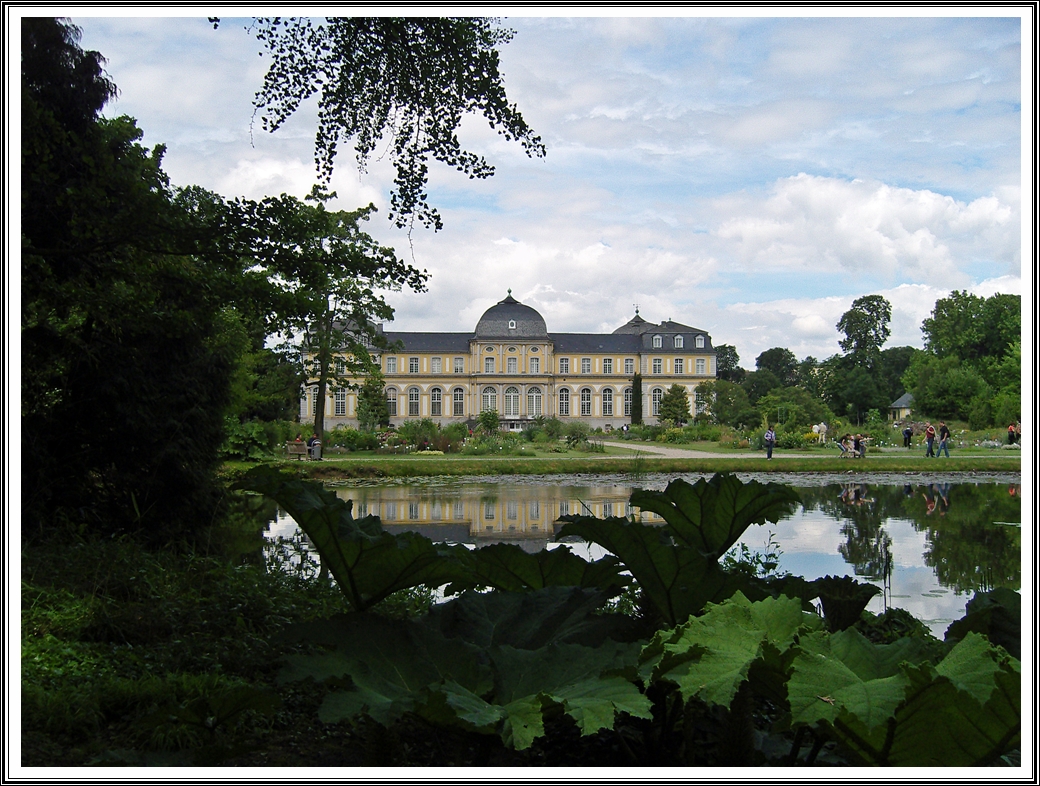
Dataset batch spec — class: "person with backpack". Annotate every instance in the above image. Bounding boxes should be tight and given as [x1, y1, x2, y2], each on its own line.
[902, 424, 913, 448]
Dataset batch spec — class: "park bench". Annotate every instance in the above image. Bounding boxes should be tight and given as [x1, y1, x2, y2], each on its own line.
[286, 441, 308, 460]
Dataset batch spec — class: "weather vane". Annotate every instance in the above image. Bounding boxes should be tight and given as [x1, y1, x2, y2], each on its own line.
[633, 303, 640, 315]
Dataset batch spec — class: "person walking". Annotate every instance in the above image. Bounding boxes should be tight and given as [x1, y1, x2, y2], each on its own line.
[902, 424, 913, 448]
[937, 421, 951, 458]
[764, 425, 776, 460]
[1008, 423, 1017, 445]
[924, 422, 936, 457]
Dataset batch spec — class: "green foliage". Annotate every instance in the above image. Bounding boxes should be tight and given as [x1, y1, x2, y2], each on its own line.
[695, 380, 758, 429]
[477, 408, 501, 434]
[657, 384, 691, 427]
[443, 544, 630, 596]
[923, 290, 1021, 363]
[755, 348, 798, 386]
[356, 376, 390, 431]
[244, 17, 545, 230]
[837, 295, 892, 366]
[563, 420, 592, 447]
[714, 344, 745, 383]
[809, 576, 882, 632]
[945, 587, 1020, 660]
[756, 386, 833, 431]
[631, 373, 643, 424]
[741, 369, 782, 406]
[559, 475, 800, 626]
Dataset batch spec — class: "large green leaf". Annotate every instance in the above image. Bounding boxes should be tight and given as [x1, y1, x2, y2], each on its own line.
[630, 474, 800, 558]
[789, 631, 1020, 766]
[945, 587, 1021, 659]
[429, 586, 645, 650]
[644, 593, 821, 708]
[443, 543, 629, 595]
[277, 613, 492, 726]
[234, 467, 470, 610]
[557, 516, 759, 626]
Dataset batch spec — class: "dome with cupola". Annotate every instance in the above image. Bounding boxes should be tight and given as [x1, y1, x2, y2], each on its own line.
[473, 291, 548, 339]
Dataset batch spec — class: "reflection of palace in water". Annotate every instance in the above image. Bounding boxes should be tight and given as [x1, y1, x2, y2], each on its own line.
[333, 486, 660, 549]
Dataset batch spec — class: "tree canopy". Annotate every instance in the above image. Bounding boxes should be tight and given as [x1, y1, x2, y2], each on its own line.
[229, 16, 546, 231]
[755, 347, 798, 387]
[922, 291, 1020, 362]
[837, 295, 891, 366]
[657, 384, 692, 427]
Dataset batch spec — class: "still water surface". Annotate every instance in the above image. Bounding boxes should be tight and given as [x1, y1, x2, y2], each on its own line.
[264, 472, 1021, 638]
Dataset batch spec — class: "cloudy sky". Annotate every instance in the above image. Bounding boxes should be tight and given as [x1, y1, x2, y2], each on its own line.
[63, 10, 1027, 367]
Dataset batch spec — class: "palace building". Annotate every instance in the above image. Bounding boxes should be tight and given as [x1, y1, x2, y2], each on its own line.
[302, 292, 718, 430]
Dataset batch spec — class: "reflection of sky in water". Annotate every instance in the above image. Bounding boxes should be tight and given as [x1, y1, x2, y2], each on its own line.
[736, 511, 972, 637]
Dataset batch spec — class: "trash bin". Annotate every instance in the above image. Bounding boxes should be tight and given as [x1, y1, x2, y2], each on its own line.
[311, 442, 322, 460]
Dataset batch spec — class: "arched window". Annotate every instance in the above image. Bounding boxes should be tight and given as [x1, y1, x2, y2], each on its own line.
[674, 335, 683, 348]
[558, 388, 570, 416]
[385, 388, 398, 417]
[696, 335, 705, 348]
[653, 335, 662, 348]
[453, 387, 465, 416]
[624, 387, 632, 416]
[527, 386, 543, 417]
[504, 386, 520, 417]
[408, 387, 420, 416]
[580, 388, 592, 416]
[652, 387, 663, 416]
[602, 388, 613, 416]
[482, 386, 498, 412]
[430, 387, 442, 416]
[508, 319, 517, 330]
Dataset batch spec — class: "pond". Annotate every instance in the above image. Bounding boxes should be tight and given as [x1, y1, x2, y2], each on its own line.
[263, 472, 1021, 638]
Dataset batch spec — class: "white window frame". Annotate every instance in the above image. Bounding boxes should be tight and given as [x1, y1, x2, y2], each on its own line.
[580, 388, 592, 416]
[558, 388, 570, 416]
[652, 387, 663, 416]
[581, 358, 591, 374]
[431, 357, 442, 373]
[334, 389, 347, 416]
[602, 387, 613, 416]
[652, 358, 663, 374]
[696, 335, 705, 348]
[408, 386, 420, 416]
[624, 358, 634, 374]
[603, 358, 613, 374]
[504, 386, 520, 417]
[675, 358, 684, 374]
[507, 357, 518, 373]
[624, 387, 632, 416]
[386, 356, 397, 374]
[453, 387, 465, 416]
[559, 357, 570, 374]
[527, 386, 542, 417]
[481, 386, 497, 412]
[653, 335, 662, 348]
[431, 387, 442, 416]
[386, 388, 398, 416]
[409, 357, 419, 374]
[530, 357, 540, 374]
[485, 356, 495, 374]
[454, 357, 465, 374]
[674, 335, 683, 348]
[696, 358, 706, 374]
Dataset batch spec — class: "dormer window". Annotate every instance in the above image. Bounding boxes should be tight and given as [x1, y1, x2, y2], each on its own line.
[674, 335, 683, 349]
[653, 335, 662, 348]
[508, 320, 517, 330]
[696, 335, 705, 348]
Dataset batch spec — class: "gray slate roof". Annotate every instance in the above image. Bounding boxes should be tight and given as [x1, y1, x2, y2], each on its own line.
[890, 392, 914, 408]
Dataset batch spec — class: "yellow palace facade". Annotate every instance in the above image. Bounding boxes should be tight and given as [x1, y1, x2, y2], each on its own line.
[302, 292, 718, 430]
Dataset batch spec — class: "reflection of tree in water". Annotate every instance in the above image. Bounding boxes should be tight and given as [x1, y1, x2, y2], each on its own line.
[901, 483, 1020, 594]
[797, 482, 1021, 595]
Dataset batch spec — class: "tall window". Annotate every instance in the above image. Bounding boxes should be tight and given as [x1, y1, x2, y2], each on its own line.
[504, 386, 520, 417]
[408, 387, 420, 416]
[431, 387, 442, 416]
[527, 386, 542, 417]
[454, 357, 465, 374]
[624, 358, 634, 374]
[559, 358, 570, 374]
[652, 358, 662, 374]
[602, 388, 613, 416]
[674, 358, 684, 374]
[580, 388, 592, 416]
[581, 358, 591, 374]
[386, 357, 397, 374]
[696, 358, 706, 374]
[652, 387, 663, 416]
[335, 357, 346, 376]
[386, 388, 398, 416]
[559, 388, 570, 416]
[453, 387, 465, 416]
[696, 335, 705, 348]
[653, 335, 662, 348]
[310, 387, 319, 415]
[529, 357, 540, 374]
[409, 357, 419, 373]
[431, 357, 442, 373]
[624, 387, 632, 416]
[603, 358, 613, 374]
[485, 356, 495, 374]
[507, 357, 518, 373]
[674, 335, 684, 348]
[481, 386, 497, 412]
[334, 389, 347, 416]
